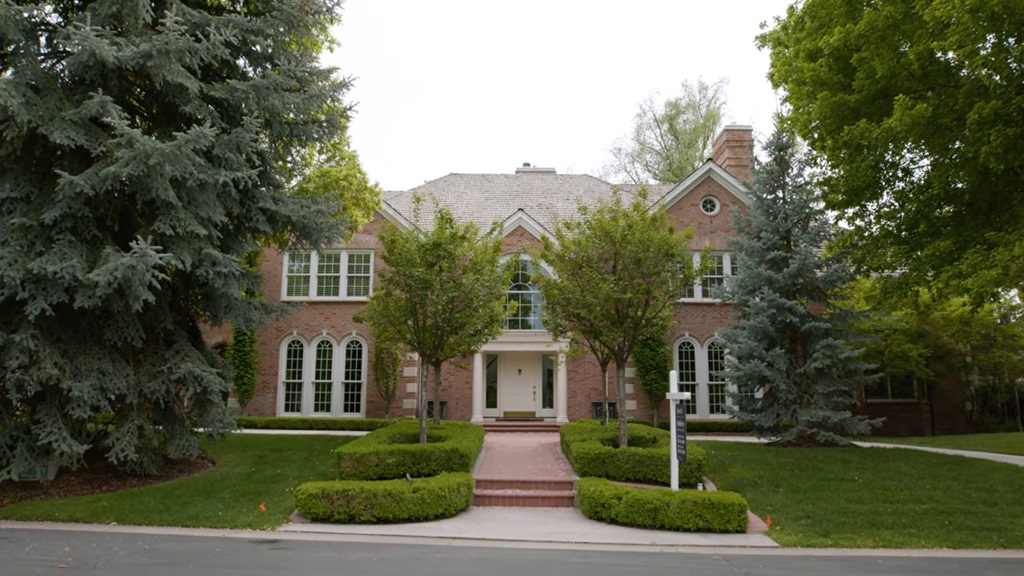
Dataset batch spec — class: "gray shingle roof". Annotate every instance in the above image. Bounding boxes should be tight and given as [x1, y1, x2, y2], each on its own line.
[383, 173, 674, 232]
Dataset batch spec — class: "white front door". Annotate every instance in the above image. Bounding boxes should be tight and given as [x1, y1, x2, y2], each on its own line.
[499, 352, 538, 416]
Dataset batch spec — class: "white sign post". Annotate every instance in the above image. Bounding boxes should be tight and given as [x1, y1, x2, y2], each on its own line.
[665, 370, 692, 492]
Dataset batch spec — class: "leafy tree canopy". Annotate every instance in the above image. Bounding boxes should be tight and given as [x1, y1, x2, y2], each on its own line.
[0, 0, 353, 477]
[758, 0, 1024, 298]
[603, 79, 727, 185]
[357, 200, 510, 441]
[537, 189, 697, 446]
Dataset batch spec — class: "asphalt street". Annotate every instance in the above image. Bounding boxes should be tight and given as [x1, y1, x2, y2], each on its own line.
[2, 526, 1023, 576]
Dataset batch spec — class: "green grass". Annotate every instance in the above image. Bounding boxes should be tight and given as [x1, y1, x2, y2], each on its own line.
[0, 434, 353, 530]
[697, 440, 1024, 549]
[863, 432, 1024, 456]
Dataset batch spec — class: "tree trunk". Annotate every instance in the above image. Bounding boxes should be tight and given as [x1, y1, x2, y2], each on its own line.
[600, 363, 610, 426]
[617, 363, 628, 448]
[432, 361, 443, 425]
[418, 357, 428, 444]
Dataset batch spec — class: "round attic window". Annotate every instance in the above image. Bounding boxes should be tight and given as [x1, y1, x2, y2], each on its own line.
[700, 196, 720, 216]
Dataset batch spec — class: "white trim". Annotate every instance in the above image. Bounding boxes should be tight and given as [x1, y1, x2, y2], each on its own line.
[276, 333, 367, 417]
[500, 209, 553, 242]
[654, 160, 751, 211]
[281, 249, 374, 302]
[378, 201, 415, 231]
[681, 251, 736, 302]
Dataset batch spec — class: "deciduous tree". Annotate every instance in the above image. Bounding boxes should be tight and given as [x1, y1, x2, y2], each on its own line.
[357, 202, 509, 443]
[537, 190, 697, 446]
[0, 1, 353, 477]
[758, 0, 1024, 298]
[604, 79, 727, 185]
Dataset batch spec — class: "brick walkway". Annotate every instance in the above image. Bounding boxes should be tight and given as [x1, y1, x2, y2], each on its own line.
[472, 432, 577, 507]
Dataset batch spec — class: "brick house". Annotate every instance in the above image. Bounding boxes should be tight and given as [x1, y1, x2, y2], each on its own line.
[236, 125, 757, 425]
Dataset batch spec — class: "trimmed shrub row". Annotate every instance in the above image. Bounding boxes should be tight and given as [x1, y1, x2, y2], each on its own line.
[335, 419, 485, 481]
[294, 472, 474, 524]
[560, 419, 706, 487]
[237, 416, 392, 432]
[577, 477, 748, 533]
[655, 419, 754, 434]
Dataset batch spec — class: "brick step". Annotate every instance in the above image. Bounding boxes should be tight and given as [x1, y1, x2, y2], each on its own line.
[475, 478, 575, 492]
[473, 489, 576, 508]
[482, 422, 562, 433]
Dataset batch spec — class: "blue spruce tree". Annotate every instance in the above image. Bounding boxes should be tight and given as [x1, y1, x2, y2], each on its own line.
[722, 126, 880, 446]
[0, 1, 356, 477]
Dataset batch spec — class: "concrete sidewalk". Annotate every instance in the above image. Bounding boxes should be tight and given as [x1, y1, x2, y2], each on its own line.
[279, 506, 778, 548]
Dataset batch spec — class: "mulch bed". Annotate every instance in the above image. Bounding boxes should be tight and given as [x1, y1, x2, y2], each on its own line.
[0, 455, 214, 507]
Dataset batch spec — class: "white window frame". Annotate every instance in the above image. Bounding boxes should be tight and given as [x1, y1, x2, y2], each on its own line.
[276, 335, 367, 417]
[682, 252, 736, 301]
[674, 336, 733, 419]
[281, 250, 374, 301]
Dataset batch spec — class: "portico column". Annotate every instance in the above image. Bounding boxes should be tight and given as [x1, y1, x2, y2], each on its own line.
[471, 352, 484, 423]
[556, 351, 569, 423]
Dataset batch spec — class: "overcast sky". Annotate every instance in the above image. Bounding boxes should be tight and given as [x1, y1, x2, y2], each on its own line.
[326, 0, 794, 191]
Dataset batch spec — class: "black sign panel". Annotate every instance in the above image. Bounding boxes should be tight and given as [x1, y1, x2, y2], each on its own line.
[674, 401, 687, 463]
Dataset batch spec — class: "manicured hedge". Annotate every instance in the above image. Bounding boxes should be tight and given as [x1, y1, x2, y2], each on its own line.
[560, 419, 706, 487]
[294, 472, 474, 523]
[577, 477, 748, 533]
[656, 419, 754, 434]
[335, 419, 485, 481]
[237, 416, 392, 431]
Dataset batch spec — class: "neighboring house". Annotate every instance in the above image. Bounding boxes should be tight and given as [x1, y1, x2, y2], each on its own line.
[242, 125, 756, 424]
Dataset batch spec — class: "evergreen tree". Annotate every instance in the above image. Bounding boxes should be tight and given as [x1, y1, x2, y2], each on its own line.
[721, 127, 879, 446]
[0, 1, 352, 477]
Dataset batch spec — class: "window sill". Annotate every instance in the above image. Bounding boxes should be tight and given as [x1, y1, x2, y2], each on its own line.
[281, 296, 370, 303]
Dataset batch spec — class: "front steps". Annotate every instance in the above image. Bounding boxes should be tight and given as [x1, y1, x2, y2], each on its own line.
[473, 478, 576, 508]
[481, 420, 562, 434]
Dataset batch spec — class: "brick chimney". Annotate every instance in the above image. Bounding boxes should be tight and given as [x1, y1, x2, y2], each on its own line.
[711, 125, 754, 184]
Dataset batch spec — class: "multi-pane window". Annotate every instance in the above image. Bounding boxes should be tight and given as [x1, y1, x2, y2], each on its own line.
[279, 337, 365, 416]
[283, 251, 373, 299]
[684, 252, 737, 300]
[285, 253, 311, 298]
[504, 259, 545, 330]
[347, 252, 372, 297]
[313, 341, 333, 413]
[707, 341, 727, 415]
[343, 340, 364, 414]
[283, 340, 304, 413]
[676, 341, 698, 415]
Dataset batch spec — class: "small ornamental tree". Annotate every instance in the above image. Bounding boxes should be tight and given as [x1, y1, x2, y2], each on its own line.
[721, 126, 880, 446]
[632, 316, 672, 428]
[537, 189, 697, 447]
[357, 201, 510, 443]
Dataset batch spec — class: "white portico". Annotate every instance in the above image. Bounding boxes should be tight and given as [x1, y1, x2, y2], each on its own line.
[470, 331, 569, 423]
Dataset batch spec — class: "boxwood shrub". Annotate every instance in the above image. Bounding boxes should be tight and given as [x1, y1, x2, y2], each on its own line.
[294, 472, 474, 523]
[335, 419, 485, 480]
[656, 419, 754, 434]
[237, 416, 392, 432]
[560, 419, 705, 487]
[577, 477, 748, 533]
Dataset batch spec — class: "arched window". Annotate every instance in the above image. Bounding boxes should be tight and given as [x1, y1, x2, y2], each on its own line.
[313, 340, 334, 413]
[676, 341, 698, 415]
[343, 339, 365, 415]
[283, 340, 304, 414]
[707, 341, 727, 415]
[504, 259, 545, 330]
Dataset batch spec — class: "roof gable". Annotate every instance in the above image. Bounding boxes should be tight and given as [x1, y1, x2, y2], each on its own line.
[654, 161, 751, 210]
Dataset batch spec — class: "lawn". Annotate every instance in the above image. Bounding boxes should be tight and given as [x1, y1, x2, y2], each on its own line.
[0, 434, 353, 530]
[863, 432, 1024, 457]
[697, 440, 1024, 549]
